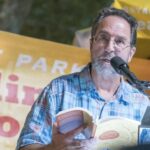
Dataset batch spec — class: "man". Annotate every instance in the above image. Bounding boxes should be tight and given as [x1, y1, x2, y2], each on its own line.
[16, 7, 150, 150]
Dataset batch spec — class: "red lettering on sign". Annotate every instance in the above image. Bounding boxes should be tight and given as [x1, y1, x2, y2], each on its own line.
[22, 86, 41, 105]
[0, 116, 20, 137]
[0, 73, 42, 106]
[5, 74, 19, 103]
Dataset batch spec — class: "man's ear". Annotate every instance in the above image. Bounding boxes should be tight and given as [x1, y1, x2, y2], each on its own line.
[90, 38, 93, 50]
[90, 39, 92, 50]
[128, 46, 136, 63]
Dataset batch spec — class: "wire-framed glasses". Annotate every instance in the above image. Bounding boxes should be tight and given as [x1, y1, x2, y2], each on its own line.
[92, 32, 131, 51]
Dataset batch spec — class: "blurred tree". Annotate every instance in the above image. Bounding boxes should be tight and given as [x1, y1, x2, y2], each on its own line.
[0, 0, 114, 44]
[0, 0, 34, 33]
[21, 0, 114, 44]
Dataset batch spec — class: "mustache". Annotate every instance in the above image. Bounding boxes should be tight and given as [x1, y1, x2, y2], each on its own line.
[93, 54, 115, 63]
[92, 53, 116, 69]
[100, 52, 115, 60]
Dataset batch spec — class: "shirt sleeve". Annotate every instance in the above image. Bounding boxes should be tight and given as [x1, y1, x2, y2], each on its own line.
[16, 85, 56, 150]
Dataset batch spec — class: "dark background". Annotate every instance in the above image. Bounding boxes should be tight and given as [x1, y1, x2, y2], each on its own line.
[0, 0, 114, 44]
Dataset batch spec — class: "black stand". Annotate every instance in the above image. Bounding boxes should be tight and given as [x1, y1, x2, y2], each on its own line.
[127, 76, 150, 98]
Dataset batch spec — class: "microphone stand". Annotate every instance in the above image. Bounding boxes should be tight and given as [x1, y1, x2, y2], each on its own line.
[122, 67, 150, 98]
[110, 56, 150, 98]
[127, 77, 150, 98]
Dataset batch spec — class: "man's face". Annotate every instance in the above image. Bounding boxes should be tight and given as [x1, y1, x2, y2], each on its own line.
[90, 15, 136, 78]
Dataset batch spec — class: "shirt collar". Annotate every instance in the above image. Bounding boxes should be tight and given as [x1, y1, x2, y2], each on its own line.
[79, 63, 95, 91]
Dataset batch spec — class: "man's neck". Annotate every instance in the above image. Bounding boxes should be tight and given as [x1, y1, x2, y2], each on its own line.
[91, 69, 121, 101]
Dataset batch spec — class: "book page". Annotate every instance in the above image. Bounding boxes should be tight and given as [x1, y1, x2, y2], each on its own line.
[56, 108, 93, 134]
[94, 117, 140, 150]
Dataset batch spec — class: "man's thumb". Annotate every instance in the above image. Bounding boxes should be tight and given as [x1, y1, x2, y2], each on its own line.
[65, 125, 86, 139]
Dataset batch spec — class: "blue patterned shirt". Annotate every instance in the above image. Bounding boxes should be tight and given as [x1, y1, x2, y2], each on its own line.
[16, 64, 150, 149]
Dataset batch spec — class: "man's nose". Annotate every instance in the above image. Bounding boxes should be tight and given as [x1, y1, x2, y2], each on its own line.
[105, 39, 115, 52]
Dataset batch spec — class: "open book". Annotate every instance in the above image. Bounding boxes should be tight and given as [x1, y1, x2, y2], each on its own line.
[55, 107, 140, 150]
[56, 107, 96, 138]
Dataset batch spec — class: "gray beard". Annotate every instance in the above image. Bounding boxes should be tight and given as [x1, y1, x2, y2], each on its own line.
[92, 59, 120, 81]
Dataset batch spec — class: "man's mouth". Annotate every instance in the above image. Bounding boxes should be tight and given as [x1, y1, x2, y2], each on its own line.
[101, 58, 110, 63]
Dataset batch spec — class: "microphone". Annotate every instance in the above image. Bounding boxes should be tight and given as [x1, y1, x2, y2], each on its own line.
[110, 56, 150, 92]
[110, 56, 138, 85]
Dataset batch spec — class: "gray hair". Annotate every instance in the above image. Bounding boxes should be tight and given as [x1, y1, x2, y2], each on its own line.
[91, 7, 138, 47]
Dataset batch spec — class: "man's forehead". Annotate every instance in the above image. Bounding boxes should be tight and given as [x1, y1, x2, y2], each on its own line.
[96, 16, 131, 37]
[97, 30, 128, 40]
[99, 16, 130, 28]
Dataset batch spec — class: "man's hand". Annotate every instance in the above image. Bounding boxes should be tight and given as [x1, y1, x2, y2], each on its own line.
[50, 124, 99, 150]
[51, 124, 85, 150]
[19, 124, 99, 150]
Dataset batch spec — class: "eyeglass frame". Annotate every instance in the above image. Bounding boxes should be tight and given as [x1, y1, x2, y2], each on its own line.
[91, 32, 132, 52]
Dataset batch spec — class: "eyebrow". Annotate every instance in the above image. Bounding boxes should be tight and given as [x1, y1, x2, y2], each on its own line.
[97, 30, 128, 41]
[97, 30, 109, 36]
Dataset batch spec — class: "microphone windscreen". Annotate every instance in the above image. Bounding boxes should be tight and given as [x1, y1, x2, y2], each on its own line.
[110, 56, 129, 74]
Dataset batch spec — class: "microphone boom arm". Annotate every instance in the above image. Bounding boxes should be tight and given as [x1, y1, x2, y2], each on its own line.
[110, 56, 150, 97]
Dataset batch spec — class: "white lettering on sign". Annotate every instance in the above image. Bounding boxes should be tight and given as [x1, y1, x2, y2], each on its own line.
[51, 60, 68, 75]
[123, 6, 150, 15]
[16, 54, 32, 67]
[138, 20, 150, 31]
[71, 63, 85, 73]
[32, 57, 47, 72]
[15, 54, 85, 74]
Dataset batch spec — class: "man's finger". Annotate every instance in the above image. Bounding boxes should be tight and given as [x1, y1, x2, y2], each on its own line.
[65, 125, 86, 139]
[52, 122, 58, 135]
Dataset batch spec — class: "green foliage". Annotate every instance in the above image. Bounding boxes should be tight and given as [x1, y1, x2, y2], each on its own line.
[21, 0, 114, 44]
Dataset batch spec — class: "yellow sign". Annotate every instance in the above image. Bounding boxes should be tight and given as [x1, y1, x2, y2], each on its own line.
[0, 31, 90, 150]
[112, 0, 150, 58]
